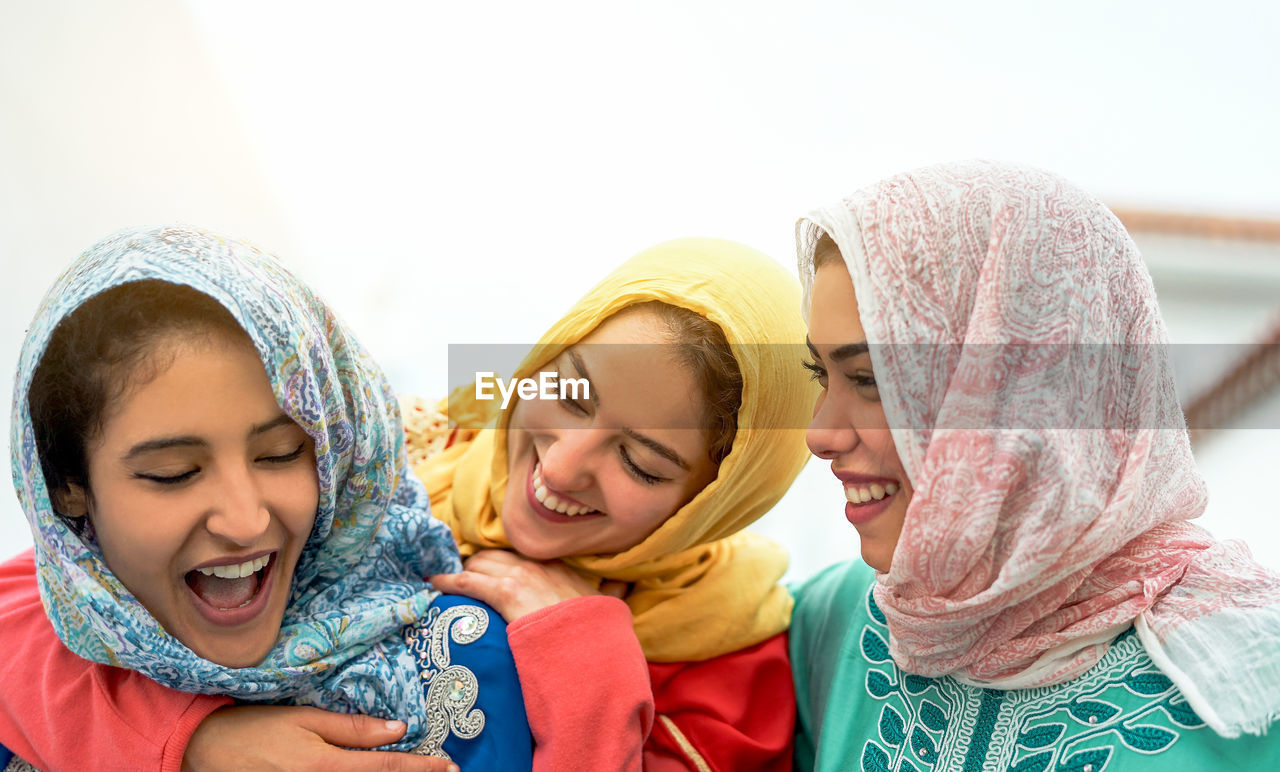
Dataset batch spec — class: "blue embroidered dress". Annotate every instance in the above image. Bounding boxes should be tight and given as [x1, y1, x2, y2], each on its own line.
[791, 561, 1280, 772]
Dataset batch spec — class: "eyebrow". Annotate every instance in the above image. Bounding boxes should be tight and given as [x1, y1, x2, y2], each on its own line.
[566, 347, 691, 471]
[565, 349, 600, 406]
[250, 414, 297, 436]
[122, 413, 296, 460]
[623, 428, 691, 471]
[123, 436, 205, 460]
[806, 337, 870, 362]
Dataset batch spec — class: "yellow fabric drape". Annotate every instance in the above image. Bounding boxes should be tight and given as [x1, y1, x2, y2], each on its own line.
[419, 238, 816, 662]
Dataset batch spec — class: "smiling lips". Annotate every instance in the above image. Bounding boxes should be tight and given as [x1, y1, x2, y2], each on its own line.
[837, 473, 901, 526]
[526, 460, 602, 522]
[185, 552, 276, 622]
[845, 481, 900, 505]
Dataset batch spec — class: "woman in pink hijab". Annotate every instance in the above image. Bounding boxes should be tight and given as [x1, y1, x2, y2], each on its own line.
[789, 160, 1280, 770]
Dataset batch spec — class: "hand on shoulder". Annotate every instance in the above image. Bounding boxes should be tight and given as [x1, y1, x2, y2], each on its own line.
[430, 549, 627, 622]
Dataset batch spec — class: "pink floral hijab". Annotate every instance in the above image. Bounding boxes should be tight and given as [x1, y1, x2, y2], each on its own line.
[797, 160, 1280, 737]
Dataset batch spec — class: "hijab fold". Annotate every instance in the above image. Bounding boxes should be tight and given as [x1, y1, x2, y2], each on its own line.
[422, 238, 815, 662]
[12, 226, 462, 744]
[798, 161, 1280, 737]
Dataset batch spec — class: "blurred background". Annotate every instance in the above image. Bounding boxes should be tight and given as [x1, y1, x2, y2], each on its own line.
[2, 0, 1278, 581]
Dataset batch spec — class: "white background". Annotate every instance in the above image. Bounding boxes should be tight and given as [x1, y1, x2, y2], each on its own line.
[2, 0, 1278, 580]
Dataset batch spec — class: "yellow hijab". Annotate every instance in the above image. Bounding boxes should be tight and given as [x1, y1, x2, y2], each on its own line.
[418, 238, 815, 662]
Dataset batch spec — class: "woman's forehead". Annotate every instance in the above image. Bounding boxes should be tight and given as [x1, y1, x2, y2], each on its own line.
[808, 263, 866, 345]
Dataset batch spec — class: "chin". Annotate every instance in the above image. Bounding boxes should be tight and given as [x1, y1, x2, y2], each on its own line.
[185, 633, 274, 668]
[184, 602, 287, 668]
[504, 520, 564, 562]
[215, 644, 272, 668]
[861, 546, 893, 574]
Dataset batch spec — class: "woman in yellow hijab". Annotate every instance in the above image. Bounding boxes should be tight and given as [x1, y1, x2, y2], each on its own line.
[421, 238, 814, 770]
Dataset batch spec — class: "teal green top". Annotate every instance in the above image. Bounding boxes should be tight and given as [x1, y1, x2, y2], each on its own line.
[790, 560, 1280, 772]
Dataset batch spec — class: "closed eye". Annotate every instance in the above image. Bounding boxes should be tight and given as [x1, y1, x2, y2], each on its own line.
[135, 469, 198, 485]
[620, 445, 664, 485]
[260, 441, 307, 464]
[559, 396, 589, 416]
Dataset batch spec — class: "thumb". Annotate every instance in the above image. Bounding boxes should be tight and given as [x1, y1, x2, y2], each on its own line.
[292, 706, 409, 749]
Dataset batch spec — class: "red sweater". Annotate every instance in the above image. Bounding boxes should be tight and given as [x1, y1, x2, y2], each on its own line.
[0, 550, 231, 771]
[0, 549, 793, 770]
[510, 596, 794, 771]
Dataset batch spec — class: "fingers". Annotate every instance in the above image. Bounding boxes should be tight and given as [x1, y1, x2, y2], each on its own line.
[293, 710, 460, 771]
[430, 565, 546, 622]
[292, 706, 408, 749]
[429, 570, 504, 607]
[331, 749, 460, 772]
[464, 551, 575, 583]
[463, 549, 533, 574]
[184, 705, 459, 772]
[431, 553, 605, 622]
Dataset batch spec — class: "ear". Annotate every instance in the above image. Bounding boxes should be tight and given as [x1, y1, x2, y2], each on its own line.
[53, 483, 90, 518]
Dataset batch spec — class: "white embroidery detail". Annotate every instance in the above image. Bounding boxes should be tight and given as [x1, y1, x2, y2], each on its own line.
[405, 604, 490, 759]
[3, 755, 39, 772]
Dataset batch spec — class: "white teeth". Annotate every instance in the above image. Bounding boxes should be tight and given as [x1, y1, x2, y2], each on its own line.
[196, 554, 270, 579]
[532, 462, 597, 516]
[845, 483, 899, 505]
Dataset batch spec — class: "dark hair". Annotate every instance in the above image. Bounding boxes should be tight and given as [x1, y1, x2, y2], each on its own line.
[813, 231, 844, 270]
[28, 280, 247, 512]
[635, 301, 744, 465]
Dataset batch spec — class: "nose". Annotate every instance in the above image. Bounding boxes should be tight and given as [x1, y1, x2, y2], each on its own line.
[204, 464, 271, 546]
[537, 427, 603, 493]
[805, 391, 860, 460]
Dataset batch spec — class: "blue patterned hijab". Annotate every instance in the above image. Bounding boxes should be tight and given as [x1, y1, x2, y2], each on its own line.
[10, 226, 463, 712]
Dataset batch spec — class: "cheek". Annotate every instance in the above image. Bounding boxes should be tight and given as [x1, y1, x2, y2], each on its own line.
[603, 472, 681, 531]
[868, 433, 895, 462]
[854, 399, 892, 432]
[90, 487, 188, 584]
[277, 465, 320, 536]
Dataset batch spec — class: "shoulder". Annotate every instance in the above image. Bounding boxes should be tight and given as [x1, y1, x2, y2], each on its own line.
[787, 560, 878, 757]
[409, 594, 517, 678]
[403, 594, 533, 767]
[788, 559, 876, 639]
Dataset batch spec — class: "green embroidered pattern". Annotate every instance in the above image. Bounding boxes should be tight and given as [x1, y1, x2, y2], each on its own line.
[858, 591, 1203, 772]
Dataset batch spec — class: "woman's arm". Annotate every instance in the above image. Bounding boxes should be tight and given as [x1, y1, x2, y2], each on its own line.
[0, 549, 230, 771]
[510, 598, 794, 771]
[183, 706, 459, 772]
[508, 596, 655, 772]
[0, 551, 457, 772]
